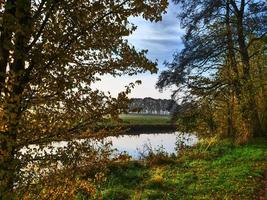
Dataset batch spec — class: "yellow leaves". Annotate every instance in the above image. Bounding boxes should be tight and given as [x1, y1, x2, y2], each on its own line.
[95, 172, 107, 183]
[1, 0, 168, 198]
[19, 140, 115, 199]
[147, 167, 165, 187]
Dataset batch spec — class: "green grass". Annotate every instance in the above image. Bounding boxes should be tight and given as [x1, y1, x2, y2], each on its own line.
[100, 139, 267, 199]
[120, 114, 171, 125]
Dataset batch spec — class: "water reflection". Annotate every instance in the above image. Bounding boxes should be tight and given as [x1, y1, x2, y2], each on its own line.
[106, 132, 198, 159]
[20, 132, 198, 160]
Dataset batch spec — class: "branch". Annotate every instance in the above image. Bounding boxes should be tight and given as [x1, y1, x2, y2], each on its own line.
[189, 81, 225, 92]
[33, 0, 131, 73]
[32, 0, 47, 19]
[27, 0, 57, 51]
[17, 117, 98, 147]
[240, 0, 245, 13]
[230, 0, 240, 14]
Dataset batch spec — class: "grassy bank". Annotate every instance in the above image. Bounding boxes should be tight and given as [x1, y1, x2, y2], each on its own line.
[120, 114, 171, 125]
[117, 114, 175, 134]
[101, 139, 267, 199]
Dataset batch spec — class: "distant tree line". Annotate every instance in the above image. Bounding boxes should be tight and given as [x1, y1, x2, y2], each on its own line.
[128, 98, 177, 115]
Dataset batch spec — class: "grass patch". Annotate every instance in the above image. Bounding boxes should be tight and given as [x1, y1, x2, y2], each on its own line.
[120, 114, 171, 125]
[102, 186, 133, 200]
[102, 139, 267, 199]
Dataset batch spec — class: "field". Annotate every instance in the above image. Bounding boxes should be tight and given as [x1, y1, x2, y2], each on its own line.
[120, 114, 172, 125]
[100, 139, 267, 199]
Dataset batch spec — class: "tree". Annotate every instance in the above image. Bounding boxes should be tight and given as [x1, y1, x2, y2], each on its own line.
[128, 98, 176, 115]
[0, 0, 168, 199]
[157, 0, 267, 140]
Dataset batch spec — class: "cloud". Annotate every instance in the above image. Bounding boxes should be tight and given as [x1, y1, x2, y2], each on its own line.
[128, 1, 184, 68]
[95, 1, 182, 99]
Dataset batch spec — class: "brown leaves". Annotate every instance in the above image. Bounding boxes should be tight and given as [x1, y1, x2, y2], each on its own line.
[0, 0, 168, 198]
[23, 178, 97, 200]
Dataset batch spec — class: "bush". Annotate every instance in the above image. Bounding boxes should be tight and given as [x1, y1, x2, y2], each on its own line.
[102, 187, 132, 200]
[147, 175, 165, 188]
[142, 189, 165, 200]
[138, 143, 176, 166]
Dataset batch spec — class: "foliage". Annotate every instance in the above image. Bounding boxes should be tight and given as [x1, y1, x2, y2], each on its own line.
[0, 0, 168, 198]
[102, 186, 132, 200]
[128, 98, 177, 115]
[146, 168, 165, 188]
[157, 0, 267, 141]
[137, 143, 176, 166]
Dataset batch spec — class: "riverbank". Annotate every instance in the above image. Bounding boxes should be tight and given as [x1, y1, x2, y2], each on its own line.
[123, 124, 177, 134]
[120, 114, 171, 125]
[101, 138, 267, 199]
[97, 114, 176, 136]
[122, 114, 176, 134]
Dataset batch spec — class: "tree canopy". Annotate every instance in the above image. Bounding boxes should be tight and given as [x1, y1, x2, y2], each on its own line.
[157, 0, 267, 140]
[0, 0, 167, 199]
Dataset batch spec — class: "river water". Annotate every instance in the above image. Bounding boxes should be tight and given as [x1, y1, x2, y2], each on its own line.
[107, 132, 197, 159]
[20, 132, 198, 160]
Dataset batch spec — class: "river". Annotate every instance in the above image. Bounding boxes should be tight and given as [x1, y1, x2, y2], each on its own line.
[107, 132, 197, 159]
[20, 132, 197, 160]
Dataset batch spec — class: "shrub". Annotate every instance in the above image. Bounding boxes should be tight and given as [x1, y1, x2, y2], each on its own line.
[102, 187, 132, 200]
[138, 143, 176, 166]
[147, 175, 165, 188]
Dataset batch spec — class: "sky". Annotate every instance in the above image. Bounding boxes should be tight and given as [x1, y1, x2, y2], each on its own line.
[94, 1, 184, 99]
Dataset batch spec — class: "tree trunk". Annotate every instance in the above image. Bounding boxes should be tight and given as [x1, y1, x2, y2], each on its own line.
[0, 1, 32, 198]
[226, 92, 235, 138]
[0, 1, 17, 199]
[0, 0, 16, 94]
[0, 116, 19, 200]
[225, 0, 238, 138]
[234, 3, 264, 137]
